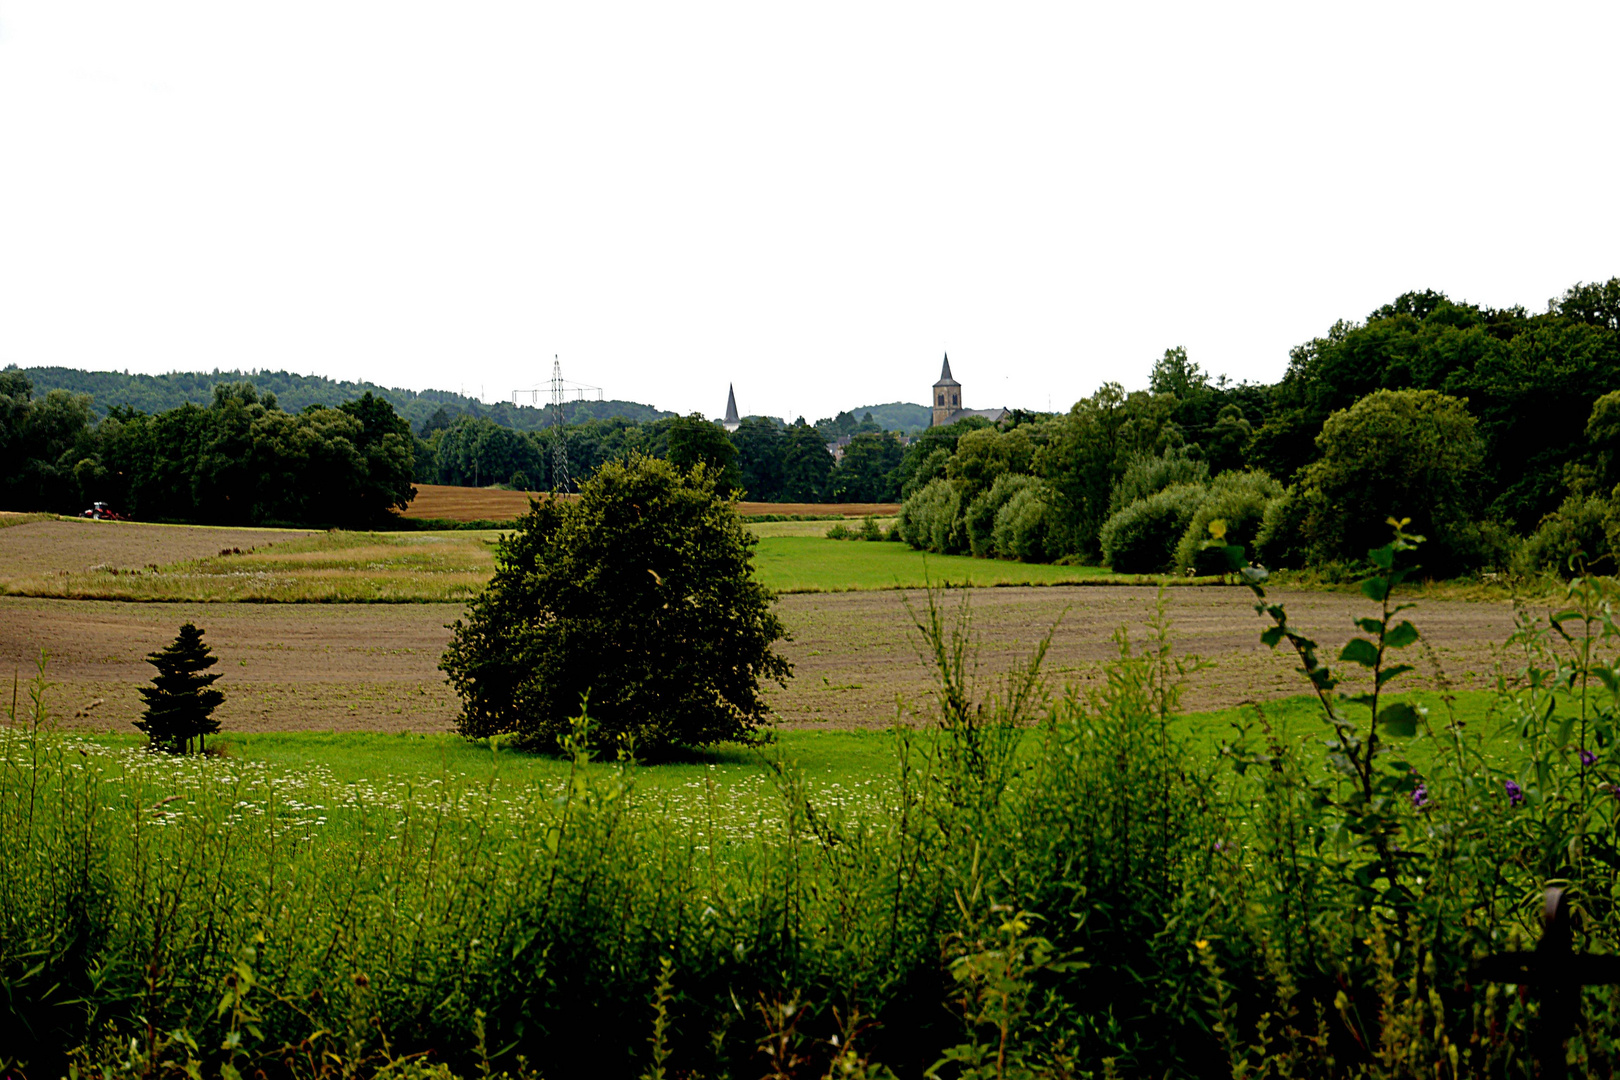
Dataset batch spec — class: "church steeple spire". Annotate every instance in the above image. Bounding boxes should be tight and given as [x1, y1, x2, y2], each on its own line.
[722, 383, 740, 432]
[931, 352, 961, 427]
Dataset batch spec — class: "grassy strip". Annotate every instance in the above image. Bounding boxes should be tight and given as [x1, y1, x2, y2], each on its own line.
[0, 519, 1562, 603]
[73, 689, 1503, 795]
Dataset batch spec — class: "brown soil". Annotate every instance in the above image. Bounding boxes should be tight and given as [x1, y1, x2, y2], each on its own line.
[0, 519, 316, 578]
[400, 484, 896, 522]
[1, 598, 461, 734]
[765, 586, 1520, 728]
[4, 587, 1519, 735]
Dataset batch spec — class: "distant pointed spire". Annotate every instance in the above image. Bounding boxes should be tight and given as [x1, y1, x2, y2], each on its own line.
[723, 383, 740, 431]
[934, 353, 960, 388]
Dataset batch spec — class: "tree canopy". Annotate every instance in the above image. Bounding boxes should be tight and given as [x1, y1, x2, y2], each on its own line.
[439, 455, 791, 755]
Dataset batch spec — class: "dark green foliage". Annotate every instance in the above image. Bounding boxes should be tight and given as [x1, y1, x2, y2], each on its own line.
[1171, 471, 1283, 574]
[1109, 446, 1210, 513]
[0, 372, 416, 525]
[439, 455, 791, 755]
[991, 480, 1061, 562]
[1034, 383, 1183, 559]
[728, 415, 787, 499]
[1290, 389, 1486, 576]
[1098, 482, 1207, 573]
[896, 477, 965, 554]
[829, 431, 905, 501]
[965, 472, 1035, 557]
[1253, 485, 1311, 569]
[780, 420, 835, 501]
[1251, 283, 1620, 526]
[133, 624, 224, 754]
[664, 413, 741, 495]
[1522, 493, 1617, 576]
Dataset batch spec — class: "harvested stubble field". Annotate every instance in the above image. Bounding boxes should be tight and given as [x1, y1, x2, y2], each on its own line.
[3, 585, 1516, 735]
[400, 482, 897, 521]
[0, 520, 495, 602]
[0, 517, 317, 576]
[0, 514, 1524, 735]
[0, 520, 1154, 601]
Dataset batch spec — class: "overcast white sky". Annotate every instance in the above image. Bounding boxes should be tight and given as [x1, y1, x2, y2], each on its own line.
[2, 3, 1616, 423]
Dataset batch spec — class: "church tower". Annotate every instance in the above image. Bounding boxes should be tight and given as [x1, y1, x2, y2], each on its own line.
[931, 354, 961, 427]
[722, 384, 741, 432]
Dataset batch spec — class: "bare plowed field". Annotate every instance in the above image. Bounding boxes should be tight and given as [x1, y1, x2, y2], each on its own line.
[0, 518, 315, 576]
[3, 587, 1517, 735]
[401, 484, 896, 522]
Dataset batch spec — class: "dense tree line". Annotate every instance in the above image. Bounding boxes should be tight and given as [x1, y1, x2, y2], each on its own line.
[12, 276, 1620, 550]
[413, 411, 906, 502]
[0, 373, 415, 525]
[898, 278, 1620, 579]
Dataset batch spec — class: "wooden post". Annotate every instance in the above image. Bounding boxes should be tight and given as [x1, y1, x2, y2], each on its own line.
[1474, 887, 1620, 1078]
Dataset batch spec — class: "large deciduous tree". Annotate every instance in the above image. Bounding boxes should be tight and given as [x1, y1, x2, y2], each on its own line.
[666, 413, 741, 495]
[1290, 388, 1487, 575]
[439, 454, 791, 755]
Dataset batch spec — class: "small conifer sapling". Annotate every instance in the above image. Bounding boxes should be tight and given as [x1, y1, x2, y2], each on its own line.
[135, 623, 225, 753]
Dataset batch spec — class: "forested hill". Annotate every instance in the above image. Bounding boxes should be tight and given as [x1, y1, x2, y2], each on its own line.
[838, 402, 932, 434]
[17, 367, 673, 431]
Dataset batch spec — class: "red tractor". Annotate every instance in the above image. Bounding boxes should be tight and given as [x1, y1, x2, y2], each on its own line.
[80, 502, 128, 521]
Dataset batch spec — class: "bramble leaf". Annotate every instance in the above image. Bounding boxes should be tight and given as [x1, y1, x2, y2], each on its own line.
[1340, 638, 1381, 667]
[1384, 621, 1419, 649]
[1361, 577, 1392, 602]
[1378, 702, 1421, 737]
[1260, 626, 1286, 647]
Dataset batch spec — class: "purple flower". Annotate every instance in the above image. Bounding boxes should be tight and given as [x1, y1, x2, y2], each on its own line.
[1411, 784, 1429, 811]
[1582, 749, 1598, 768]
[1505, 779, 1525, 807]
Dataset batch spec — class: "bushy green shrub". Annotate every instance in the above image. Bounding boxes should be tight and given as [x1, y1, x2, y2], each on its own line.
[897, 477, 965, 554]
[1521, 492, 1618, 577]
[439, 454, 790, 754]
[1098, 483, 1207, 573]
[965, 473, 1035, 557]
[1172, 471, 1282, 574]
[989, 480, 1060, 562]
[1293, 388, 1487, 576]
[1253, 487, 1309, 569]
[1109, 447, 1209, 513]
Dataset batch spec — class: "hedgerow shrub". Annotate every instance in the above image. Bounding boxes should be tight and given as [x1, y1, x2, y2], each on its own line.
[1521, 491, 1618, 577]
[897, 477, 965, 554]
[1292, 388, 1487, 576]
[1172, 470, 1282, 574]
[1109, 447, 1209, 513]
[992, 480, 1060, 562]
[1099, 482, 1207, 573]
[1254, 486, 1309, 568]
[965, 473, 1036, 557]
[439, 454, 790, 754]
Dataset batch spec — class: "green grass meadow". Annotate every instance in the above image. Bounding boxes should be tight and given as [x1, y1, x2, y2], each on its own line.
[1, 526, 1168, 601]
[73, 688, 1506, 809]
[752, 535, 1134, 592]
